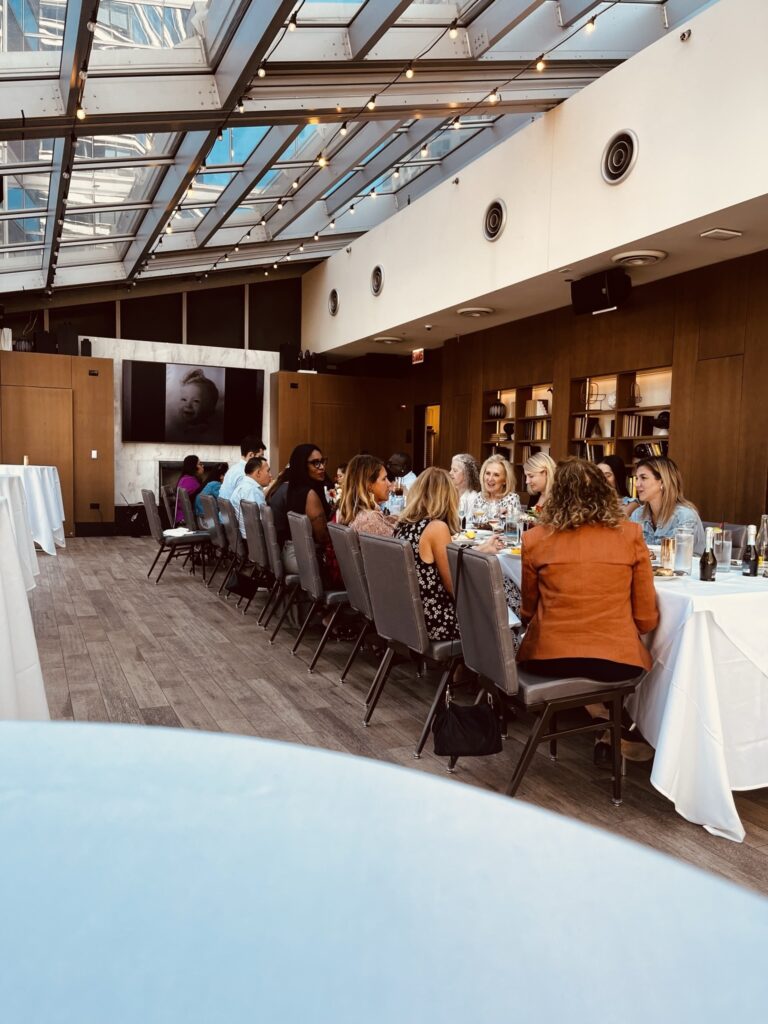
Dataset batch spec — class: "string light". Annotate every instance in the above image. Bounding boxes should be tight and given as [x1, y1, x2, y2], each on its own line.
[366, 95, 377, 111]
[405, 63, 414, 79]
[76, 106, 86, 120]
[449, 19, 458, 39]
[317, 154, 328, 167]
[292, 179, 299, 189]
[349, 205, 355, 215]
[393, 167, 400, 178]
[299, 243, 304, 252]
[260, 217, 266, 226]
[217, 128, 224, 141]
[288, 11, 297, 31]
[536, 55, 546, 72]
[313, 232, 319, 241]
[165, 223, 172, 234]
[585, 16, 596, 34]
[339, 122, 348, 136]
[277, 200, 284, 210]
[420, 144, 428, 158]
[286, 254, 291, 260]
[264, 270, 268, 276]
[224, 253, 229, 262]
[452, 118, 460, 130]
[488, 88, 500, 104]
[237, 98, 245, 113]
[257, 64, 266, 78]
[273, 262, 278, 269]
[234, 245, 239, 252]
[329, 219, 336, 229]
[370, 188, 376, 198]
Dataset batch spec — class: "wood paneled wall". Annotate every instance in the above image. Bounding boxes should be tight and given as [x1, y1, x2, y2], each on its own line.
[270, 372, 412, 471]
[0, 352, 114, 533]
[438, 251, 768, 524]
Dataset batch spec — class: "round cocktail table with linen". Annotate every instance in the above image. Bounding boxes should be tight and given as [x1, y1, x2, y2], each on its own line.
[0, 464, 66, 555]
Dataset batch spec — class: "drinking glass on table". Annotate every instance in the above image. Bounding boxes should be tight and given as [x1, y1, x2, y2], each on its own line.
[660, 537, 675, 572]
[713, 530, 732, 572]
[503, 514, 521, 547]
[673, 525, 695, 575]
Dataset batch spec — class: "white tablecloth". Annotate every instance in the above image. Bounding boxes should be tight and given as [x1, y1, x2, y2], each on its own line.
[0, 464, 66, 555]
[0, 498, 50, 720]
[0, 475, 38, 590]
[0, 724, 765, 1022]
[498, 552, 768, 842]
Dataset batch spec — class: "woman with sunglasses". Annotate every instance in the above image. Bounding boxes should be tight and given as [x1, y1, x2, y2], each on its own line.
[280, 443, 336, 578]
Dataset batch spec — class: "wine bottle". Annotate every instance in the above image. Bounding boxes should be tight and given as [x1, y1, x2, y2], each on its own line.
[700, 527, 717, 582]
[742, 524, 758, 577]
[756, 514, 768, 577]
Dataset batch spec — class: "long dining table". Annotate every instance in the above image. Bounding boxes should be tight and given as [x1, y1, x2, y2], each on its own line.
[498, 549, 768, 843]
[0, 464, 66, 556]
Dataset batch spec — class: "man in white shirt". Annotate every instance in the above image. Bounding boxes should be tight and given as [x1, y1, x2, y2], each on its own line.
[220, 435, 266, 500]
[230, 457, 272, 537]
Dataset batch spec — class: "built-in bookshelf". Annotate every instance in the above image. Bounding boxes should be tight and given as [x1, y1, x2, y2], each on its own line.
[482, 382, 553, 482]
[569, 367, 672, 495]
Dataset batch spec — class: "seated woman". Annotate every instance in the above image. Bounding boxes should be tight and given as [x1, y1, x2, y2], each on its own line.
[470, 454, 521, 525]
[281, 443, 340, 585]
[630, 456, 705, 554]
[597, 455, 639, 516]
[517, 458, 659, 761]
[448, 453, 481, 524]
[523, 451, 556, 515]
[394, 468, 503, 642]
[337, 455, 397, 537]
[175, 455, 203, 523]
[194, 462, 228, 517]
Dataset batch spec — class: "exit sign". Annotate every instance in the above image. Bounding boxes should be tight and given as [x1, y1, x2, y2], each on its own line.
[412, 348, 424, 365]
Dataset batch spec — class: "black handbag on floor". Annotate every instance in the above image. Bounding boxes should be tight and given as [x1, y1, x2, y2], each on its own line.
[431, 545, 503, 758]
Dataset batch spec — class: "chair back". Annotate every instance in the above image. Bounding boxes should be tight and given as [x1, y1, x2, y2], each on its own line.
[359, 533, 430, 655]
[199, 494, 227, 549]
[703, 521, 747, 561]
[328, 523, 373, 619]
[241, 500, 269, 570]
[160, 485, 176, 528]
[178, 487, 198, 530]
[288, 512, 325, 600]
[142, 489, 165, 544]
[446, 544, 519, 696]
[218, 497, 245, 558]
[260, 505, 285, 581]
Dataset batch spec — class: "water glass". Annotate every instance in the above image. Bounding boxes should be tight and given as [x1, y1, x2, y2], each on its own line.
[503, 516, 521, 546]
[673, 526, 695, 575]
[713, 531, 732, 572]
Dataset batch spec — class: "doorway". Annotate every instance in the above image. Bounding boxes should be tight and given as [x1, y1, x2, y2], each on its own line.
[413, 404, 441, 472]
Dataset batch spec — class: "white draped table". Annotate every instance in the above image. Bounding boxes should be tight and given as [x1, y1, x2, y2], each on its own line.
[0, 497, 50, 720]
[0, 464, 66, 555]
[0, 474, 38, 590]
[498, 551, 768, 843]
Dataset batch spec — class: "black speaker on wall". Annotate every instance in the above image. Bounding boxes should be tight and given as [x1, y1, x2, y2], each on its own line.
[571, 269, 631, 315]
[80, 337, 92, 357]
[279, 343, 299, 371]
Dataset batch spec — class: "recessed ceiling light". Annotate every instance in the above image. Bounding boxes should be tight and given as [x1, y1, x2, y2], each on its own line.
[456, 306, 494, 318]
[373, 336, 403, 345]
[699, 228, 743, 241]
[611, 249, 667, 267]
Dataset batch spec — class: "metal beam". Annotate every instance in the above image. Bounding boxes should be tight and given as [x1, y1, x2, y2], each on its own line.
[394, 114, 533, 208]
[348, 1, 412, 61]
[122, 131, 215, 279]
[557, 1, 602, 30]
[59, 0, 100, 118]
[43, 135, 75, 291]
[212, 0, 297, 111]
[326, 117, 448, 215]
[267, 120, 403, 236]
[195, 124, 303, 246]
[468, 0, 547, 58]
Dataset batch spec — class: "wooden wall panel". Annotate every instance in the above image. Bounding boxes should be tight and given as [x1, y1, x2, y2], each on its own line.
[270, 373, 310, 470]
[737, 251, 768, 521]
[72, 357, 115, 524]
[695, 262, 747, 361]
[0, 351, 72, 389]
[0, 385, 74, 535]
[688, 356, 743, 522]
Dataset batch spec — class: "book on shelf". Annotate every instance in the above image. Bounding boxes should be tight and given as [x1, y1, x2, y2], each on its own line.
[621, 413, 663, 437]
[524, 399, 550, 417]
[633, 440, 668, 459]
[574, 441, 615, 462]
[518, 444, 546, 462]
[522, 420, 550, 441]
[573, 415, 613, 439]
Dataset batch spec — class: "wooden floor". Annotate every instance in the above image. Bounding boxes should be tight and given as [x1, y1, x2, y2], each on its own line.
[30, 536, 768, 896]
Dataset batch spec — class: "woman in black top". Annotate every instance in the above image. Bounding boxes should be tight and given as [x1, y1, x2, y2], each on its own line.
[279, 443, 332, 575]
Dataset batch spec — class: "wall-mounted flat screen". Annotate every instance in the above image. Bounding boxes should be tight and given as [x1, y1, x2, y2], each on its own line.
[122, 360, 264, 444]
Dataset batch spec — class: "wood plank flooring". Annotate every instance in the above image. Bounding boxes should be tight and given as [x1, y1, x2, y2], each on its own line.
[30, 536, 768, 896]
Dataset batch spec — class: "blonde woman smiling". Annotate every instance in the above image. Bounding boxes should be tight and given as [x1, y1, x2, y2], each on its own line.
[470, 454, 521, 525]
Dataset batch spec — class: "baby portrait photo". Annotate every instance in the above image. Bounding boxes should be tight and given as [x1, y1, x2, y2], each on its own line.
[164, 363, 225, 443]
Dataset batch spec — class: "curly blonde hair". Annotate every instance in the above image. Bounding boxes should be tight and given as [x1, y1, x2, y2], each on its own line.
[399, 467, 459, 535]
[337, 454, 385, 525]
[538, 458, 624, 531]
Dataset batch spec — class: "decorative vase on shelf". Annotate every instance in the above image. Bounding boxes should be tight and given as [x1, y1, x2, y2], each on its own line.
[488, 398, 507, 419]
[503, 422, 514, 440]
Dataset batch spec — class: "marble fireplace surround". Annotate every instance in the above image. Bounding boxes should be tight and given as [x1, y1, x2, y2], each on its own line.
[84, 336, 279, 505]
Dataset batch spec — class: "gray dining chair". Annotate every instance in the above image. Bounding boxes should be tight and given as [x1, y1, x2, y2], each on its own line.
[239, 500, 272, 615]
[359, 532, 463, 757]
[217, 496, 247, 596]
[159, 485, 176, 528]
[260, 504, 301, 641]
[446, 543, 644, 805]
[198, 493, 229, 589]
[328, 522, 380, 686]
[177, 487, 199, 531]
[287, 512, 348, 673]
[141, 489, 211, 585]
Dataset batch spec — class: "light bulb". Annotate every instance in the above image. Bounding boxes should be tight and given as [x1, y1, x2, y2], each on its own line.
[536, 56, 545, 72]
[288, 12, 297, 31]
[273, 262, 278, 269]
[237, 98, 244, 113]
[488, 88, 500, 104]
[449, 20, 458, 40]
[234, 245, 239, 252]
[292, 179, 299, 189]
[313, 232, 319, 241]
[317, 154, 327, 167]
[299, 243, 304, 252]
[264, 270, 268, 276]
[420, 144, 428, 158]
[76, 106, 86, 120]
[393, 167, 400, 178]
[286, 254, 291, 260]
[340, 122, 348, 136]
[405, 64, 414, 79]
[277, 200, 284, 210]
[330, 219, 335, 229]
[257, 64, 266, 78]
[349, 205, 355, 215]
[260, 217, 266, 226]
[585, 16, 596, 34]
[452, 118, 460, 130]
[367, 95, 376, 111]
[165, 223, 172, 234]
[224, 253, 229, 261]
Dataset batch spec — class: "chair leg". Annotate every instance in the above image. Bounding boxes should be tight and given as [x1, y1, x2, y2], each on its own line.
[363, 647, 395, 726]
[259, 581, 281, 627]
[365, 647, 389, 705]
[549, 711, 558, 761]
[206, 550, 225, 589]
[308, 602, 344, 673]
[154, 546, 176, 584]
[414, 659, 456, 759]
[505, 705, 553, 797]
[611, 694, 623, 806]
[447, 755, 459, 774]
[147, 543, 165, 578]
[269, 583, 300, 644]
[340, 621, 370, 683]
[292, 598, 320, 655]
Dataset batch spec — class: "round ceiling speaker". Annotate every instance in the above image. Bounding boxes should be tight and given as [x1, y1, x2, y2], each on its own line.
[370, 265, 384, 296]
[328, 288, 339, 316]
[456, 306, 494, 318]
[483, 199, 506, 242]
[611, 249, 667, 267]
[373, 336, 403, 345]
[601, 130, 638, 185]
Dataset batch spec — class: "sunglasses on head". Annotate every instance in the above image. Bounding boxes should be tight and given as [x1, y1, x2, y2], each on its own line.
[307, 458, 327, 468]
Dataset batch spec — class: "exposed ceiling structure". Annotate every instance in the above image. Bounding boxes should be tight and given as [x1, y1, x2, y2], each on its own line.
[0, 0, 715, 299]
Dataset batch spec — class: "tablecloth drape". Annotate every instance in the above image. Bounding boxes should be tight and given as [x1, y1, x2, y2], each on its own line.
[0, 465, 66, 556]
